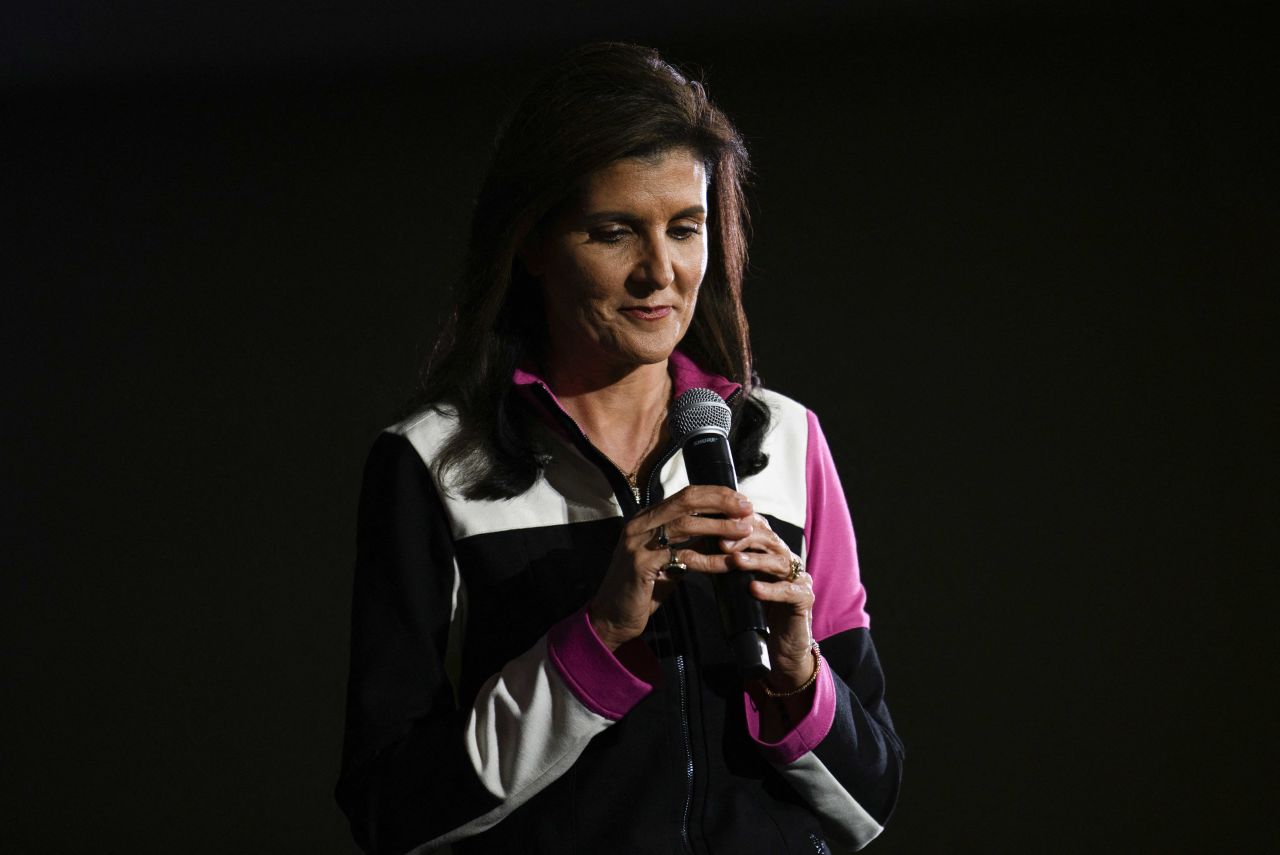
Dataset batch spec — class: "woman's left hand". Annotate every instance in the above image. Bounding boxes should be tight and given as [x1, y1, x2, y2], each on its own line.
[719, 514, 816, 693]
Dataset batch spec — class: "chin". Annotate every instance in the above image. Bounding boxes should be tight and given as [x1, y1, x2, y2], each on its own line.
[595, 346, 665, 370]
[618, 330, 684, 366]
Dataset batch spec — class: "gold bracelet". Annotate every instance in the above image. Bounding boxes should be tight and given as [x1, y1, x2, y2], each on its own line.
[761, 643, 822, 698]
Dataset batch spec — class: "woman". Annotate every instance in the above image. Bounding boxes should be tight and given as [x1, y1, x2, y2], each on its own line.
[336, 43, 903, 854]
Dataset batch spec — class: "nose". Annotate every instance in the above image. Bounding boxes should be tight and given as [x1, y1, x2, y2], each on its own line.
[632, 233, 676, 292]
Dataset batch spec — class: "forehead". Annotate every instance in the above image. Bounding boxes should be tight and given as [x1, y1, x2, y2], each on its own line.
[575, 148, 709, 212]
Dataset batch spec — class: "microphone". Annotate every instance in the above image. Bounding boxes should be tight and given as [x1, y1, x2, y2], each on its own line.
[669, 388, 772, 679]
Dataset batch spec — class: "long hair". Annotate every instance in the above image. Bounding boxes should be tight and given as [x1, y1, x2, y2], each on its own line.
[410, 42, 770, 499]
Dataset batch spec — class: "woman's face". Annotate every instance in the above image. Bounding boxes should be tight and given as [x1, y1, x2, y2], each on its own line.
[526, 147, 709, 375]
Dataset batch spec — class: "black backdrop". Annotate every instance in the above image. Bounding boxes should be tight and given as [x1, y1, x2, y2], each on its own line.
[3, 3, 1274, 852]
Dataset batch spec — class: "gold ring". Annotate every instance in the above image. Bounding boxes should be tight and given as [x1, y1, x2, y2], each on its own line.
[665, 546, 687, 575]
[786, 556, 803, 582]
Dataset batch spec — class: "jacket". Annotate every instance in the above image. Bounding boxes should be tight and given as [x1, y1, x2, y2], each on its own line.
[336, 351, 903, 854]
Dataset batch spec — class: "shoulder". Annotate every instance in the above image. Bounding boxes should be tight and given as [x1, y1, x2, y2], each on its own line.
[737, 387, 813, 531]
[382, 405, 460, 468]
[356, 406, 462, 506]
[750, 387, 811, 436]
[747, 386, 816, 467]
[748, 387, 846, 467]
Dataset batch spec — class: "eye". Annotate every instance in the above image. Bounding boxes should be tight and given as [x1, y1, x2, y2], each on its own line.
[589, 227, 630, 244]
[669, 223, 703, 241]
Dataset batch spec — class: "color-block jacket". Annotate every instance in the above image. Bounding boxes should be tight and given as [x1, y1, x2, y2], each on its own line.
[336, 352, 903, 854]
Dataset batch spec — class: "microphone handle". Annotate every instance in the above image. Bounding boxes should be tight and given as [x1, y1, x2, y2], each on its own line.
[682, 433, 772, 679]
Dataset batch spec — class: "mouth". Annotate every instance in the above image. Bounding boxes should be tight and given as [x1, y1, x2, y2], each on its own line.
[620, 305, 673, 321]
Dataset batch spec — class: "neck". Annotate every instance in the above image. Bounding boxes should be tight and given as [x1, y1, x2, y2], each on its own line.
[543, 357, 672, 478]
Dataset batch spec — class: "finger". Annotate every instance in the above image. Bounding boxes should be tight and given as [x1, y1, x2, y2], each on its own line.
[719, 520, 787, 555]
[628, 517, 754, 557]
[664, 513, 754, 545]
[675, 549, 734, 574]
[726, 545, 795, 578]
[721, 517, 778, 550]
[629, 486, 753, 534]
[749, 574, 815, 609]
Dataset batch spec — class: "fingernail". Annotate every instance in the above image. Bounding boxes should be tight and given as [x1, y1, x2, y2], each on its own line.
[737, 553, 752, 564]
[738, 499, 752, 509]
[734, 518, 751, 531]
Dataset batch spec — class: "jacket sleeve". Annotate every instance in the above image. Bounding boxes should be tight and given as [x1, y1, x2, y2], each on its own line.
[335, 431, 654, 854]
[742, 411, 904, 852]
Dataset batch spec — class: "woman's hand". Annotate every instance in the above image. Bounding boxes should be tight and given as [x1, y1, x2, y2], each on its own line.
[720, 514, 817, 694]
[589, 485, 755, 651]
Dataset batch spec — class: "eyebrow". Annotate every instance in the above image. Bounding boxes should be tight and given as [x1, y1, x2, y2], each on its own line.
[580, 205, 707, 227]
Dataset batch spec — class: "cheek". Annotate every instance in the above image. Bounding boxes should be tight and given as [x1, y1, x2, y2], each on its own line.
[679, 242, 709, 298]
[680, 234, 709, 279]
[562, 251, 623, 298]
[542, 257, 625, 335]
[544, 253, 604, 304]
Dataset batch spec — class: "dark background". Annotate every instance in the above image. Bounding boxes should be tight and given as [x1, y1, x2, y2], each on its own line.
[3, 2, 1274, 852]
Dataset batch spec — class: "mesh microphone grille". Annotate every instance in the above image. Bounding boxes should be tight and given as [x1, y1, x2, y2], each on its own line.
[670, 388, 732, 442]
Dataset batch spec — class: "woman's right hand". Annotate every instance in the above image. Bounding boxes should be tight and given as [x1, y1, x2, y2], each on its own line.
[588, 485, 756, 651]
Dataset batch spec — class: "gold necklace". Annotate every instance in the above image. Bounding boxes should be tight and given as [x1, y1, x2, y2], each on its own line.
[593, 380, 671, 502]
[620, 404, 667, 501]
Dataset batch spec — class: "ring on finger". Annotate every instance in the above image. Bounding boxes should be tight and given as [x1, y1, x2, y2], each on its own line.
[786, 556, 803, 582]
[665, 546, 687, 575]
[655, 524, 669, 548]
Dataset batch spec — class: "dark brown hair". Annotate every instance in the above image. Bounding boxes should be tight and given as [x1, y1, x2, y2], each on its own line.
[411, 42, 769, 499]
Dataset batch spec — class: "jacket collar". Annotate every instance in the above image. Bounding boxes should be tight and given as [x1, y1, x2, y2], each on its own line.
[512, 350, 741, 438]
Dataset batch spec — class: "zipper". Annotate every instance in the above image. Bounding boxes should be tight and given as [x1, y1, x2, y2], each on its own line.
[532, 380, 742, 512]
[657, 385, 739, 854]
[531, 380, 743, 853]
[530, 384, 645, 514]
[640, 440, 681, 508]
[674, 650, 696, 855]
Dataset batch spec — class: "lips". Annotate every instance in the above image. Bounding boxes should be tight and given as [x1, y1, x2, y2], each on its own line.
[621, 306, 673, 320]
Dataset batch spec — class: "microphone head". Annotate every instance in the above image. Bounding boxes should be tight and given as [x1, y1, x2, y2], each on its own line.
[670, 387, 732, 443]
